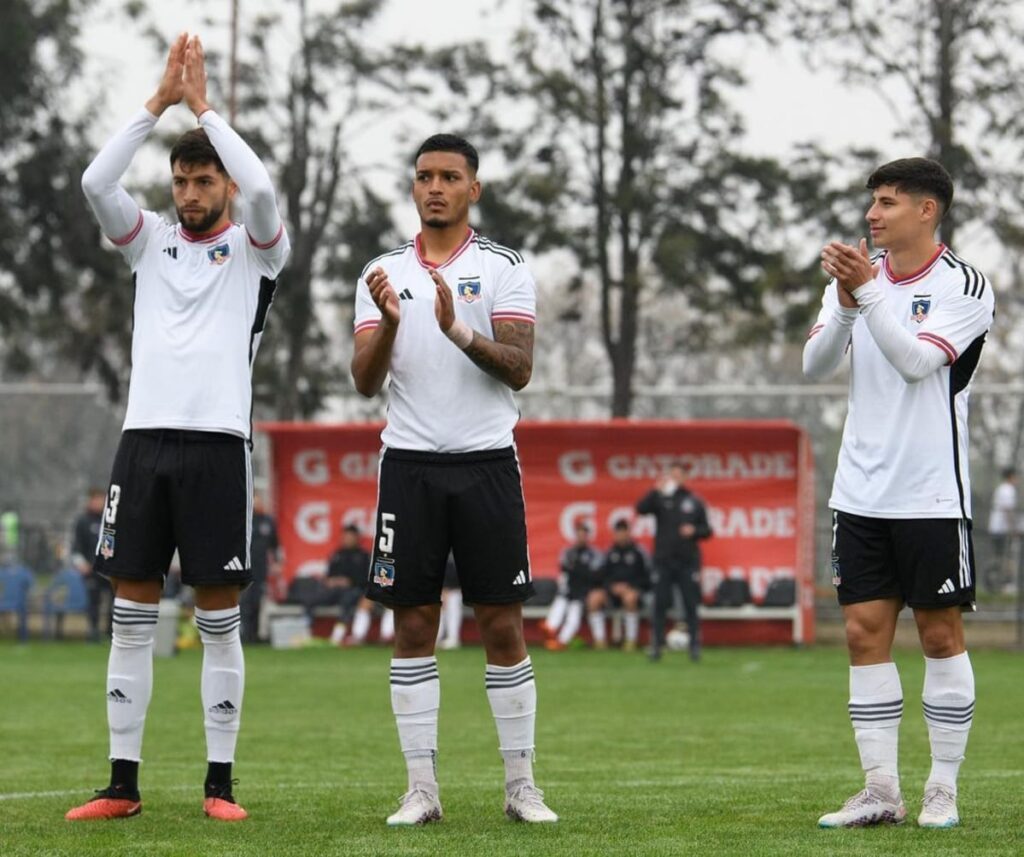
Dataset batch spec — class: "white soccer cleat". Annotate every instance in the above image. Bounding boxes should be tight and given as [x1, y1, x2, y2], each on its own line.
[818, 787, 907, 828]
[386, 787, 443, 826]
[505, 783, 558, 823]
[918, 784, 959, 828]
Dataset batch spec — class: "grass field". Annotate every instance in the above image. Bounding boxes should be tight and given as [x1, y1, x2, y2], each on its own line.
[1, 641, 1022, 856]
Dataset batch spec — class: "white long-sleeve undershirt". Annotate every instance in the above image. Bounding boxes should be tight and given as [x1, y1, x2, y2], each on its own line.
[81, 107, 283, 246]
[851, 281, 948, 382]
[802, 303, 859, 380]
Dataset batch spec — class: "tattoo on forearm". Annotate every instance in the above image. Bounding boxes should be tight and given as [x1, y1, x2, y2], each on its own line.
[462, 320, 534, 390]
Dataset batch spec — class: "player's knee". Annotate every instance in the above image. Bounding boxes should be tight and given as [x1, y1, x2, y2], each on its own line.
[844, 616, 886, 659]
[918, 623, 961, 658]
[478, 611, 522, 656]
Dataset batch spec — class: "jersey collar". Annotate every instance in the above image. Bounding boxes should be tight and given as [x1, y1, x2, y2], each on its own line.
[882, 243, 945, 286]
[414, 228, 475, 270]
[179, 221, 234, 244]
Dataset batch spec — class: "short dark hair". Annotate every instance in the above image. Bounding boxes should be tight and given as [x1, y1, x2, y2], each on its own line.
[414, 134, 479, 174]
[170, 128, 227, 175]
[1001, 467, 1017, 481]
[612, 519, 630, 532]
[343, 524, 361, 535]
[866, 158, 954, 220]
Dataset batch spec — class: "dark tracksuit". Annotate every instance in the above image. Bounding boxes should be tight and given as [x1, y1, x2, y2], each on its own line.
[324, 545, 370, 625]
[636, 486, 712, 654]
[71, 510, 111, 641]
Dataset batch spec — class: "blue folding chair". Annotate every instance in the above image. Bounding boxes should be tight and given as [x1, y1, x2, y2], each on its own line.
[0, 563, 35, 642]
[44, 567, 90, 639]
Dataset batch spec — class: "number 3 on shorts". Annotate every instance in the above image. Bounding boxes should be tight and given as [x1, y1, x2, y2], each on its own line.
[379, 512, 396, 554]
[105, 484, 121, 525]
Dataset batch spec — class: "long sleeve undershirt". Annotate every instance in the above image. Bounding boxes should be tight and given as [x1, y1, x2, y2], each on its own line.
[81, 107, 283, 246]
[850, 281, 948, 382]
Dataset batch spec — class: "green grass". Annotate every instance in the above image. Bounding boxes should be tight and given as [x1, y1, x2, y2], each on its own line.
[1, 642, 1022, 856]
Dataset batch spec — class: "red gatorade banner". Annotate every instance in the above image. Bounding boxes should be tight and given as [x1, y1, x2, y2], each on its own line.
[260, 420, 815, 643]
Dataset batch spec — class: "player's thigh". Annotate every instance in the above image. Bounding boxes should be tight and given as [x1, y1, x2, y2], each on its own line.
[94, 431, 175, 583]
[366, 453, 448, 606]
[172, 433, 252, 589]
[831, 510, 901, 605]
[587, 587, 608, 610]
[610, 582, 638, 609]
[894, 517, 976, 611]
[449, 452, 533, 605]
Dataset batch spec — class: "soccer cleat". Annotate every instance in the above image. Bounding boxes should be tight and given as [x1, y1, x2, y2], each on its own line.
[386, 786, 443, 826]
[918, 784, 959, 828]
[543, 638, 566, 651]
[65, 787, 142, 821]
[204, 780, 248, 821]
[505, 782, 558, 823]
[818, 787, 907, 828]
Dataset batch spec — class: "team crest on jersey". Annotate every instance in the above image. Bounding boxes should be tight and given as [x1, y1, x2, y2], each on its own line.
[457, 277, 482, 303]
[373, 558, 396, 588]
[99, 530, 116, 560]
[911, 296, 931, 323]
[208, 243, 231, 265]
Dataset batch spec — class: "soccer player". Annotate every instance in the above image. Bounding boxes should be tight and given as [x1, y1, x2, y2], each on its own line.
[66, 33, 289, 822]
[543, 522, 603, 650]
[804, 158, 993, 829]
[588, 519, 650, 651]
[351, 133, 557, 825]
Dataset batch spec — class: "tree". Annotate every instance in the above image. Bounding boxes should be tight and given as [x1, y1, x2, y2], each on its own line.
[0, 0, 134, 396]
[409, 0, 804, 417]
[791, 0, 1024, 253]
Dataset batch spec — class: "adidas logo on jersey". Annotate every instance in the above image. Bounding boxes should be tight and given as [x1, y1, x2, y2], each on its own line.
[224, 556, 245, 571]
[162, 246, 178, 259]
[107, 688, 131, 704]
[398, 288, 414, 300]
[937, 578, 956, 595]
[512, 570, 527, 586]
[209, 699, 237, 715]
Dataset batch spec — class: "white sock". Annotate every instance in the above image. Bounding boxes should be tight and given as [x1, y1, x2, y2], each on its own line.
[545, 595, 568, 630]
[558, 601, 583, 644]
[391, 657, 440, 792]
[380, 609, 395, 642]
[848, 662, 903, 795]
[624, 612, 639, 644]
[351, 609, 371, 643]
[107, 599, 158, 761]
[923, 652, 975, 793]
[195, 606, 245, 764]
[588, 611, 606, 644]
[444, 590, 463, 643]
[485, 658, 536, 789]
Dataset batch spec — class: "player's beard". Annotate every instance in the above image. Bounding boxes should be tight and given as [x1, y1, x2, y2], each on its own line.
[177, 196, 228, 234]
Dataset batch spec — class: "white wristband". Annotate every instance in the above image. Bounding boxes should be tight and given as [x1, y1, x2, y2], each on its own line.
[444, 319, 474, 350]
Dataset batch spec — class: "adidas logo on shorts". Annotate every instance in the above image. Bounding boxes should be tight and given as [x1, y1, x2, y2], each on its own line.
[937, 578, 956, 595]
[223, 556, 245, 571]
[512, 570, 527, 586]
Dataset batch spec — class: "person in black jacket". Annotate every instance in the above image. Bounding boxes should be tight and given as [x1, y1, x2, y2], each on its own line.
[70, 488, 112, 642]
[324, 524, 371, 644]
[636, 462, 712, 662]
[587, 519, 650, 651]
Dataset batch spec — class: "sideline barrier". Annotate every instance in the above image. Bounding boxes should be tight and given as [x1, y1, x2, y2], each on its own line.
[259, 420, 815, 645]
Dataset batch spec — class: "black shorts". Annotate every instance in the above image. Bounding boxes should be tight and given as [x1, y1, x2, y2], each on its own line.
[93, 430, 253, 588]
[366, 447, 535, 607]
[831, 510, 975, 610]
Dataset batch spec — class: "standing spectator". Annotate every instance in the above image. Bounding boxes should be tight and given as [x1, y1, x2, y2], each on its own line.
[240, 494, 280, 644]
[543, 523, 603, 650]
[70, 488, 113, 642]
[438, 553, 463, 650]
[587, 519, 650, 652]
[324, 524, 370, 645]
[637, 462, 712, 662]
[986, 468, 1017, 594]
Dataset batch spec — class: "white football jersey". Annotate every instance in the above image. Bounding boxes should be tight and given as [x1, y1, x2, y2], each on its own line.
[809, 246, 994, 519]
[115, 213, 289, 438]
[354, 229, 536, 452]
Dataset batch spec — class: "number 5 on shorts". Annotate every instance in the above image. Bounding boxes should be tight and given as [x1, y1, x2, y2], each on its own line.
[379, 512, 396, 554]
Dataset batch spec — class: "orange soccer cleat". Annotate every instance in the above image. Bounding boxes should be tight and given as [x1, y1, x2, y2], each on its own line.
[65, 788, 142, 821]
[543, 638, 566, 651]
[203, 781, 248, 821]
